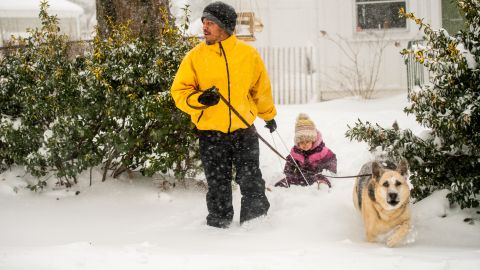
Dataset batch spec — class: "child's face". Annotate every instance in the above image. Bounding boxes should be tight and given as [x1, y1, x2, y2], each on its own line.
[298, 141, 313, 151]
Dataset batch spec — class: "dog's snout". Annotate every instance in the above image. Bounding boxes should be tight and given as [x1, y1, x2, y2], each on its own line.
[388, 192, 398, 201]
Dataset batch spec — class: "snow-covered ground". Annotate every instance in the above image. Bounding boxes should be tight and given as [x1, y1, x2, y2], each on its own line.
[1, 94, 479, 270]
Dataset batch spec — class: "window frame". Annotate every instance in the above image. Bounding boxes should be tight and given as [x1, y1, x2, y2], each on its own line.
[355, 0, 408, 32]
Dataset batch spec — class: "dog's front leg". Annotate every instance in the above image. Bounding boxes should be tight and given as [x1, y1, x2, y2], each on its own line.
[366, 230, 378, 243]
[364, 218, 379, 243]
[386, 220, 410, 247]
[362, 206, 379, 243]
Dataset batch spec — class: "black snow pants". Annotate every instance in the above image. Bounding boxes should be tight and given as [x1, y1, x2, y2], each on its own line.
[198, 125, 270, 228]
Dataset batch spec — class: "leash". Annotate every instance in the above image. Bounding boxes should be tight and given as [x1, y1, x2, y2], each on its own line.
[315, 173, 372, 179]
[275, 129, 310, 186]
[187, 90, 374, 180]
[186, 86, 287, 161]
[186, 89, 374, 181]
[270, 133, 285, 172]
[216, 91, 287, 161]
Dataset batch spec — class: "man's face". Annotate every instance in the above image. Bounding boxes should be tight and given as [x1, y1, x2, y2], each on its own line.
[202, 18, 229, 45]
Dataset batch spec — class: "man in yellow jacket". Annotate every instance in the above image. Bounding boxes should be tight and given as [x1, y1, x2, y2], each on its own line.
[170, 1, 277, 228]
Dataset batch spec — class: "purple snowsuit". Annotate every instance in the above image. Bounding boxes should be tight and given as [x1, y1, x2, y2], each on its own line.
[275, 131, 337, 188]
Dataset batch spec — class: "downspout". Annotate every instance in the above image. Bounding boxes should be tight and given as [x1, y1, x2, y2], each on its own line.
[314, 0, 322, 101]
[76, 13, 82, 40]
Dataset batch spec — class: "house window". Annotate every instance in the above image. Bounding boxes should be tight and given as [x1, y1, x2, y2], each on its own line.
[356, 0, 407, 31]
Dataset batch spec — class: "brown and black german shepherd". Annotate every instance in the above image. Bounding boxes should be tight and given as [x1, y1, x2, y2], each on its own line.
[353, 160, 411, 247]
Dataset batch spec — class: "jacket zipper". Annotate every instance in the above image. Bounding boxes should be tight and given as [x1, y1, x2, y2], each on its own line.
[218, 41, 232, 134]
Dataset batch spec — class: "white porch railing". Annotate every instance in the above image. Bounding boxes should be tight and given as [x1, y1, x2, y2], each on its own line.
[258, 47, 316, 105]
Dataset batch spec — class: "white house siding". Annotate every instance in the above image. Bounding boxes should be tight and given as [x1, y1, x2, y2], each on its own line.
[0, 0, 84, 45]
[220, 0, 442, 100]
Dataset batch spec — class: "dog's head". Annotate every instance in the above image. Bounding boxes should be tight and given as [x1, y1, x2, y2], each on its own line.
[371, 160, 410, 210]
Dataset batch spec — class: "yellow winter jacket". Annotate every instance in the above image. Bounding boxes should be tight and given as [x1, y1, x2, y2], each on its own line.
[170, 35, 276, 133]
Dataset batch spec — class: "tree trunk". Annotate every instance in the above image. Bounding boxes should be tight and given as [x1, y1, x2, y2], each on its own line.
[96, 0, 171, 40]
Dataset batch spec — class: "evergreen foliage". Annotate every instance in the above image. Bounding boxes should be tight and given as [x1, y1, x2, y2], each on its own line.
[0, 1, 200, 189]
[346, 1, 480, 209]
[0, 1, 82, 188]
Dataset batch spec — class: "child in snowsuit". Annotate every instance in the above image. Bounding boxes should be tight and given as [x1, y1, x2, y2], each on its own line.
[275, 113, 337, 188]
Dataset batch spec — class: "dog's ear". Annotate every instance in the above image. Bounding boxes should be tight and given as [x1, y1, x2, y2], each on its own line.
[397, 159, 408, 176]
[371, 162, 382, 181]
[368, 182, 376, 202]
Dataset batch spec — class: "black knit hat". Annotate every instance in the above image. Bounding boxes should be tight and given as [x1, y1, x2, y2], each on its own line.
[201, 1, 237, 35]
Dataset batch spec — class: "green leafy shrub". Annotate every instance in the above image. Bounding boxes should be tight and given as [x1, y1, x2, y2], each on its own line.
[0, 1, 200, 189]
[0, 1, 84, 187]
[84, 12, 200, 180]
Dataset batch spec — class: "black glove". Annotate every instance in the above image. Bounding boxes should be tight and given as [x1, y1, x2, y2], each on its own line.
[198, 86, 220, 106]
[264, 119, 277, 133]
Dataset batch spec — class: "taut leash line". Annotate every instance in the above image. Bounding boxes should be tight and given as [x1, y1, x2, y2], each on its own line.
[275, 129, 310, 186]
[270, 133, 285, 172]
[215, 92, 287, 161]
[316, 173, 372, 179]
[185, 88, 373, 180]
[184, 87, 286, 161]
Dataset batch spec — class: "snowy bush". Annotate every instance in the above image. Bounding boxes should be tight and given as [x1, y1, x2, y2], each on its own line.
[346, 1, 480, 209]
[82, 13, 200, 181]
[0, 1, 200, 189]
[0, 1, 84, 187]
